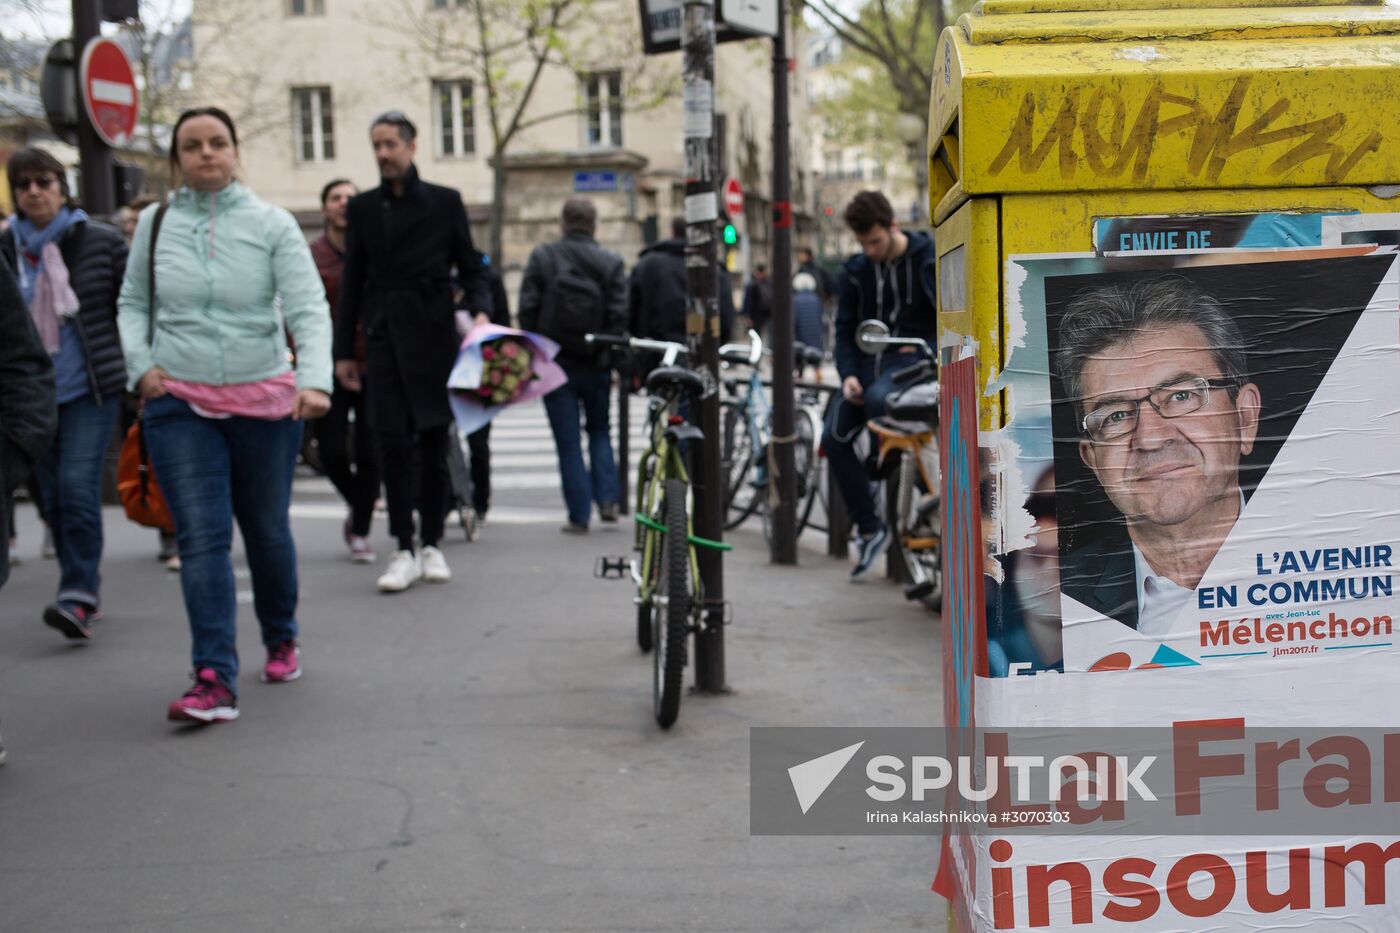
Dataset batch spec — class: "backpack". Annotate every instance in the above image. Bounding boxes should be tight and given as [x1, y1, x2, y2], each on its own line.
[538, 241, 608, 356]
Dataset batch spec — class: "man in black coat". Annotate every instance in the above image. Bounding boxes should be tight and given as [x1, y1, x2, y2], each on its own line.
[0, 256, 53, 764]
[0, 257, 56, 588]
[335, 110, 491, 593]
[627, 216, 735, 380]
[741, 263, 772, 338]
[519, 198, 627, 533]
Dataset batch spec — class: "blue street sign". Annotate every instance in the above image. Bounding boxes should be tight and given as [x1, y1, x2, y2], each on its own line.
[574, 171, 618, 192]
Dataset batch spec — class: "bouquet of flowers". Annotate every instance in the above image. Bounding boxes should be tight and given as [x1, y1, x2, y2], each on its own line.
[467, 337, 536, 406]
[447, 323, 568, 435]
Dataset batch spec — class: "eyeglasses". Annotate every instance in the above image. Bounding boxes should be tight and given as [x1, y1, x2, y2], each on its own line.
[1081, 376, 1237, 443]
[15, 176, 57, 192]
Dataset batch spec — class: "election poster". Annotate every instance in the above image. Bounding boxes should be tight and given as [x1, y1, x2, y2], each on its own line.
[991, 224, 1400, 674]
[935, 213, 1400, 931]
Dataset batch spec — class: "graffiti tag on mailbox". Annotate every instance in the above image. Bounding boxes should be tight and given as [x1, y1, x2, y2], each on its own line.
[989, 75, 1383, 185]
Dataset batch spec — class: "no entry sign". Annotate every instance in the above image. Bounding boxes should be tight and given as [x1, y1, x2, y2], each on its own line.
[80, 38, 138, 148]
[722, 177, 744, 217]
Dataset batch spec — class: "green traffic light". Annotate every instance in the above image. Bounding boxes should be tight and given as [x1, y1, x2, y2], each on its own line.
[723, 224, 738, 245]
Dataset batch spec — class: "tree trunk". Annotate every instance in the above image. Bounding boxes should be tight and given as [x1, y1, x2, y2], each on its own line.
[489, 156, 508, 263]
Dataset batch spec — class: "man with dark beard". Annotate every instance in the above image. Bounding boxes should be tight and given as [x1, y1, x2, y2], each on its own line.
[335, 111, 491, 593]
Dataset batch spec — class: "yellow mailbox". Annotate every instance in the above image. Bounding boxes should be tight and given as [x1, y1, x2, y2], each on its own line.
[929, 3, 1400, 930]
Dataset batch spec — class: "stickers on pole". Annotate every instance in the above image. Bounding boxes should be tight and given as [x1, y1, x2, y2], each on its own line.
[683, 191, 718, 224]
[683, 80, 713, 139]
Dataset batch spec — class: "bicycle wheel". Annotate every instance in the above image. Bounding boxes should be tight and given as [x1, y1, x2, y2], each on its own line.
[653, 478, 690, 728]
[636, 522, 660, 653]
[891, 451, 942, 609]
[794, 406, 819, 534]
[635, 459, 658, 652]
[722, 402, 761, 530]
[761, 405, 819, 547]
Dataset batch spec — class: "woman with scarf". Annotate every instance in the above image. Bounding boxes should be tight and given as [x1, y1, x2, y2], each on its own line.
[118, 108, 332, 723]
[1, 148, 129, 640]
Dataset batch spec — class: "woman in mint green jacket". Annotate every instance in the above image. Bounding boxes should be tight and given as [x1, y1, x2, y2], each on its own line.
[117, 107, 332, 724]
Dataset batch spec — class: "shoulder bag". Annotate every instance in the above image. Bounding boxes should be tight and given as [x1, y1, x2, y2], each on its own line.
[117, 201, 175, 532]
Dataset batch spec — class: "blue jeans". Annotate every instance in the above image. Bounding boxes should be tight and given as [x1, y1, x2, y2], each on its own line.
[822, 353, 925, 536]
[542, 367, 619, 526]
[141, 395, 303, 692]
[33, 394, 121, 608]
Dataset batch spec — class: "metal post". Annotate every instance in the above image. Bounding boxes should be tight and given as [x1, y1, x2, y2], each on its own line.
[683, 0, 726, 694]
[73, 0, 116, 215]
[617, 375, 630, 510]
[767, 2, 797, 565]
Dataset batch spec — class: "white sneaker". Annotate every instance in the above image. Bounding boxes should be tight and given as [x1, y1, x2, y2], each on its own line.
[377, 550, 422, 592]
[420, 545, 451, 583]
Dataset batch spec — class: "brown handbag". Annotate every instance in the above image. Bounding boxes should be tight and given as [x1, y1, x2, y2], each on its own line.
[117, 200, 174, 532]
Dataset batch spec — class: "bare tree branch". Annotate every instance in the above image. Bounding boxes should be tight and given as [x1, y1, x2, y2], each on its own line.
[360, 0, 672, 261]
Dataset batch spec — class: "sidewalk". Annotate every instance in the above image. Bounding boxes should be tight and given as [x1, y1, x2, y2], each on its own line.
[0, 482, 944, 932]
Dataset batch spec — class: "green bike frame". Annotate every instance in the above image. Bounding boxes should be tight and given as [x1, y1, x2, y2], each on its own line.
[634, 398, 729, 612]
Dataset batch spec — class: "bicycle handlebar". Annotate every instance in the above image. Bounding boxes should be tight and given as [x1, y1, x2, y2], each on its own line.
[585, 333, 690, 367]
[717, 329, 764, 367]
[863, 334, 934, 357]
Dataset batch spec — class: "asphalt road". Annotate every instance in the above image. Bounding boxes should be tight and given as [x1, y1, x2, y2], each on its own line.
[0, 403, 945, 933]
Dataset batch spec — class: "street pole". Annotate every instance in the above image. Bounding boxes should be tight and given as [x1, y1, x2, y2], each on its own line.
[683, 0, 726, 694]
[617, 378, 629, 510]
[767, 0, 797, 565]
[73, 0, 116, 215]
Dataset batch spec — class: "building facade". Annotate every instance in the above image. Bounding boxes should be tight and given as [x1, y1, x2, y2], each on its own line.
[191, 0, 815, 300]
[804, 32, 923, 263]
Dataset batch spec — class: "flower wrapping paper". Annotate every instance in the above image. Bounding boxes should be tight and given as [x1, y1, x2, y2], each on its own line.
[447, 323, 568, 435]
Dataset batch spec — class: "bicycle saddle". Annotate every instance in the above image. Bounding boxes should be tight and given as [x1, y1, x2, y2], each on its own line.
[646, 366, 706, 397]
[720, 346, 756, 366]
[793, 343, 823, 366]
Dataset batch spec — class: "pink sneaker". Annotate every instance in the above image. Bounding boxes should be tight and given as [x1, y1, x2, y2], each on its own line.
[348, 536, 375, 564]
[261, 641, 301, 683]
[168, 668, 239, 723]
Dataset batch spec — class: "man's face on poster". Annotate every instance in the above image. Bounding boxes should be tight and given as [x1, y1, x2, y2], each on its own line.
[1077, 323, 1262, 528]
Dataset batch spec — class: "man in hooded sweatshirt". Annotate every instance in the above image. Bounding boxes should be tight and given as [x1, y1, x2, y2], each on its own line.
[824, 190, 937, 578]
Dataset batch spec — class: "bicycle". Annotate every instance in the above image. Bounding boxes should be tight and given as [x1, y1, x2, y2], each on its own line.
[719, 333, 821, 540]
[590, 333, 730, 728]
[828, 320, 942, 608]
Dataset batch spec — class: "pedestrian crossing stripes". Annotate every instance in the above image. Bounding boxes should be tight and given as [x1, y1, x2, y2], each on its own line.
[291, 397, 652, 523]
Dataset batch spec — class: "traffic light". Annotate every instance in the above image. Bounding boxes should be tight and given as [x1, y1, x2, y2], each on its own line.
[722, 222, 738, 246]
